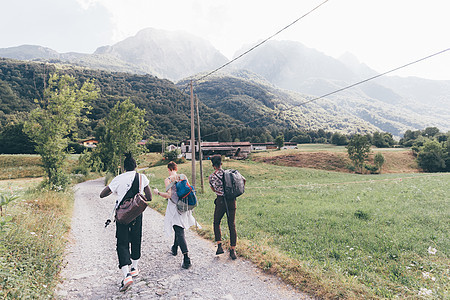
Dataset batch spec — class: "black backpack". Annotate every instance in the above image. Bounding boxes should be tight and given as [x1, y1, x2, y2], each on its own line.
[221, 169, 245, 201]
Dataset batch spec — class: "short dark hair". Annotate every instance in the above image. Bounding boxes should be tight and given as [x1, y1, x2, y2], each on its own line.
[123, 153, 137, 171]
[167, 161, 178, 171]
[211, 155, 222, 168]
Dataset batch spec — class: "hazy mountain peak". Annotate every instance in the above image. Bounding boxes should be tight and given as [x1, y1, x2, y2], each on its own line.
[94, 27, 228, 80]
[0, 44, 60, 60]
[338, 52, 378, 79]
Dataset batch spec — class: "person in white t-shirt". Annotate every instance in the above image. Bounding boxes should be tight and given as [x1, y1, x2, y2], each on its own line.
[100, 153, 152, 292]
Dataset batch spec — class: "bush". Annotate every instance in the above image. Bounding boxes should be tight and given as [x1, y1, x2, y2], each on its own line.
[67, 142, 86, 154]
[164, 149, 179, 162]
[331, 132, 348, 146]
[163, 149, 185, 164]
[374, 152, 385, 173]
[364, 164, 379, 174]
[417, 140, 446, 172]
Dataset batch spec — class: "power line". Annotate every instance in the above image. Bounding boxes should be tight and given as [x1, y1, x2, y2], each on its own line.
[194, 0, 330, 84]
[200, 47, 450, 139]
[278, 47, 450, 114]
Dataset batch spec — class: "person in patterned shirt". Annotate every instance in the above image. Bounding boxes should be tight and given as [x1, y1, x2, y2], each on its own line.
[208, 155, 245, 260]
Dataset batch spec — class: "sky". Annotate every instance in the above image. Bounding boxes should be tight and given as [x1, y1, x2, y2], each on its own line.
[1, 0, 449, 81]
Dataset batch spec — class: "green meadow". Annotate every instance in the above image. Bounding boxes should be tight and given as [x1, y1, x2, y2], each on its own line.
[147, 159, 449, 299]
[1, 151, 447, 299]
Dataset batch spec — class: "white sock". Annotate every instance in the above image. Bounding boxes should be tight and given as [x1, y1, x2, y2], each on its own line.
[121, 265, 129, 278]
[131, 259, 139, 270]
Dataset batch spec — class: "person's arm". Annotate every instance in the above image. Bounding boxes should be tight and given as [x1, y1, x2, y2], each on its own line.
[100, 186, 112, 198]
[153, 178, 172, 199]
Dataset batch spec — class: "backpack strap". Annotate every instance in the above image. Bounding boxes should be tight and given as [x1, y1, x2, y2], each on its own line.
[118, 173, 139, 207]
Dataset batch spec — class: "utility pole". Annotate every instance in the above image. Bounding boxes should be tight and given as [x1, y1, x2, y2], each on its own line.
[195, 95, 204, 193]
[190, 81, 196, 188]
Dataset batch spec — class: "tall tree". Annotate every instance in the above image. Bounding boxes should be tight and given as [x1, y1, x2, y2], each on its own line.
[24, 74, 98, 190]
[417, 140, 446, 172]
[96, 99, 147, 173]
[346, 135, 371, 173]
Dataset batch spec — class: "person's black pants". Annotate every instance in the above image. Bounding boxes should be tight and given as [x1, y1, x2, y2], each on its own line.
[116, 214, 142, 269]
[213, 196, 237, 247]
[173, 225, 188, 254]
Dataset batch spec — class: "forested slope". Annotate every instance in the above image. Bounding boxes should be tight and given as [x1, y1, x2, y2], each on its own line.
[0, 59, 243, 140]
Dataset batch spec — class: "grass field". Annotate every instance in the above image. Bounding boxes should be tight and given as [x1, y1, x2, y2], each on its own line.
[0, 148, 446, 299]
[0, 155, 80, 180]
[146, 158, 449, 299]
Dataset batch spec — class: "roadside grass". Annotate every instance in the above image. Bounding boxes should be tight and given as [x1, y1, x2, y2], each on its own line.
[0, 179, 73, 299]
[146, 160, 449, 299]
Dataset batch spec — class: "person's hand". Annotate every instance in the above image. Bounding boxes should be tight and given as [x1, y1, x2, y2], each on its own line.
[153, 188, 159, 195]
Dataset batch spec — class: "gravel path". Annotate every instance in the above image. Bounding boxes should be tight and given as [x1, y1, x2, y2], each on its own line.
[55, 178, 313, 300]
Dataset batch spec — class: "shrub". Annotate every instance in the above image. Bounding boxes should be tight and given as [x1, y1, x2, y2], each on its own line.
[417, 140, 446, 172]
[374, 152, 385, 173]
[164, 149, 180, 162]
[364, 164, 379, 174]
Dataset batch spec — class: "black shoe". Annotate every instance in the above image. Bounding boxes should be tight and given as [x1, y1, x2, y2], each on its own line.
[182, 256, 191, 269]
[230, 249, 237, 260]
[216, 244, 224, 255]
[171, 245, 178, 256]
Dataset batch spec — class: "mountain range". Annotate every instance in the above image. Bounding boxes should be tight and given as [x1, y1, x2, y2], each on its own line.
[0, 27, 449, 137]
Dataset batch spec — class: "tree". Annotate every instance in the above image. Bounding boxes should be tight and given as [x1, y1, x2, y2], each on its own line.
[422, 127, 440, 138]
[96, 99, 147, 173]
[274, 134, 284, 149]
[331, 132, 348, 146]
[373, 131, 394, 148]
[374, 152, 385, 173]
[290, 133, 311, 144]
[417, 140, 446, 172]
[0, 123, 36, 154]
[346, 135, 371, 173]
[24, 74, 98, 190]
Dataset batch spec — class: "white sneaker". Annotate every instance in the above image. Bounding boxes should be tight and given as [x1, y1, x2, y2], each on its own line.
[130, 268, 139, 277]
[119, 274, 133, 292]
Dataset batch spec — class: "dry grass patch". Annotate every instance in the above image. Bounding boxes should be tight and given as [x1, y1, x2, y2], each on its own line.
[252, 148, 419, 174]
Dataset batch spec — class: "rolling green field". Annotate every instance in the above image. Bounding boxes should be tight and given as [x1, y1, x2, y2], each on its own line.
[1, 150, 447, 299]
[146, 159, 449, 299]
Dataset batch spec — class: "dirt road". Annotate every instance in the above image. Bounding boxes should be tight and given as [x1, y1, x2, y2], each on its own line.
[55, 178, 313, 299]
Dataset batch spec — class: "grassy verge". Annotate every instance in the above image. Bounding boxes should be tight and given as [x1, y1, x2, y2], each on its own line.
[145, 160, 449, 299]
[0, 180, 74, 299]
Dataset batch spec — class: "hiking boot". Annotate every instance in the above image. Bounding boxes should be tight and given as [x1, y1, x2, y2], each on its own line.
[230, 249, 237, 260]
[130, 268, 139, 277]
[119, 274, 133, 292]
[216, 244, 224, 255]
[182, 256, 191, 269]
[171, 245, 178, 256]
